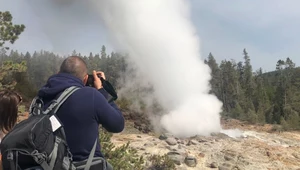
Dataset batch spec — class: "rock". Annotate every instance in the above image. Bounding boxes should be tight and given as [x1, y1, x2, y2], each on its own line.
[166, 138, 177, 146]
[184, 156, 197, 167]
[211, 132, 230, 139]
[292, 153, 300, 159]
[224, 151, 237, 162]
[176, 148, 187, 156]
[167, 151, 185, 165]
[218, 166, 230, 170]
[210, 162, 218, 168]
[159, 134, 168, 140]
[190, 140, 198, 145]
[186, 140, 198, 146]
[218, 163, 233, 170]
[144, 142, 155, 147]
[198, 138, 208, 143]
[282, 144, 290, 148]
[224, 154, 235, 161]
[166, 146, 172, 150]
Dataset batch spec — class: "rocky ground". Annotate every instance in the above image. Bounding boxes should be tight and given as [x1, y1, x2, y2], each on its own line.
[17, 112, 300, 169]
[111, 120, 300, 170]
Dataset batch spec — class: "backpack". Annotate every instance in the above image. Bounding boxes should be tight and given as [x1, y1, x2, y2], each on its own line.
[0, 86, 99, 170]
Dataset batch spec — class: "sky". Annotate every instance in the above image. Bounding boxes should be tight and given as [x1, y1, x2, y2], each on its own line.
[0, 0, 299, 72]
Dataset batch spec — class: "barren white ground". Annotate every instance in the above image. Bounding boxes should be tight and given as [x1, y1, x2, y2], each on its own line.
[111, 120, 300, 170]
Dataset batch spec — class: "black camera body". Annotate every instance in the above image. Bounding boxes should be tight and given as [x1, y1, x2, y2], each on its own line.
[86, 74, 103, 87]
[85, 74, 118, 102]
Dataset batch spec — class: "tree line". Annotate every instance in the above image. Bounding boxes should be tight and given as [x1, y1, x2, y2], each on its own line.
[1, 10, 299, 130]
[0, 47, 127, 99]
[205, 49, 300, 130]
[1, 47, 299, 129]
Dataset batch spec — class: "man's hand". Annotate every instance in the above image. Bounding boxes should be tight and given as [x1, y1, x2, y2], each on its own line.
[93, 70, 106, 90]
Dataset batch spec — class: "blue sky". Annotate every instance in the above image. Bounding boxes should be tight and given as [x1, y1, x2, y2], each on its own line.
[1, 0, 300, 71]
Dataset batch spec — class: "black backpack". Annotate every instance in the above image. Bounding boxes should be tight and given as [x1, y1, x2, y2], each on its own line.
[0, 86, 99, 170]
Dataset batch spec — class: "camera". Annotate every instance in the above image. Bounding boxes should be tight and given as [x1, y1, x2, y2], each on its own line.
[85, 74, 118, 102]
[86, 74, 103, 87]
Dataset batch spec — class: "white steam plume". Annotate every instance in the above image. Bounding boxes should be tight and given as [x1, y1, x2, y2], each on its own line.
[88, 0, 223, 138]
[26, 0, 224, 138]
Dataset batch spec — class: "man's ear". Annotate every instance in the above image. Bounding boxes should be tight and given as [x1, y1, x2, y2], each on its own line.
[83, 74, 89, 85]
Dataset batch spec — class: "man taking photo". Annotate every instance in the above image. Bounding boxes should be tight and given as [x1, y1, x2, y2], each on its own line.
[37, 56, 124, 169]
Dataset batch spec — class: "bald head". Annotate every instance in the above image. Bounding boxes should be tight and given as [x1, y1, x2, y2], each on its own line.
[59, 56, 88, 80]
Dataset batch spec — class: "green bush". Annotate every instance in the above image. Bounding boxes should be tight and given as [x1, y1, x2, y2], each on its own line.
[147, 154, 176, 170]
[99, 128, 144, 170]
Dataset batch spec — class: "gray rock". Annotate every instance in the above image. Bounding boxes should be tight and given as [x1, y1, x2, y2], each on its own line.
[210, 162, 218, 168]
[177, 148, 187, 156]
[224, 151, 237, 162]
[224, 154, 235, 161]
[218, 163, 233, 170]
[167, 151, 185, 165]
[166, 145, 172, 150]
[190, 140, 198, 145]
[218, 166, 231, 170]
[166, 138, 177, 146]
[211, 132, 230, 139]
[159, 134, 168, 140]
[198, 139, 208, 143]
[184, 156, 197, 167]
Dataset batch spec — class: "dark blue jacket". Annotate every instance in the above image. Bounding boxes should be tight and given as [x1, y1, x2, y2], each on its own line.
[37, 73, 125, 161]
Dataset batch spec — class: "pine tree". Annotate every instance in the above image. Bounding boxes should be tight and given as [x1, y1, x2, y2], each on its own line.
[0, 11, 25, 49]
[206, 53, 222, 100]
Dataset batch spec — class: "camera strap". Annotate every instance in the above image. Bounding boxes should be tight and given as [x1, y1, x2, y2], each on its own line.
[100, 77, 118, 102]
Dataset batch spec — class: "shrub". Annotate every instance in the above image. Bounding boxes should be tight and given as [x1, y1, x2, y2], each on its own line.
[99, 128, 144, 170]
[147, 154, 176, 170]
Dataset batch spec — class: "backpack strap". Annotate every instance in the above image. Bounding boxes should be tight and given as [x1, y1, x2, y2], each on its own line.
[84, 138, 99, 170]
[44, 86, 80, 115]
[29, 97, 44, 116]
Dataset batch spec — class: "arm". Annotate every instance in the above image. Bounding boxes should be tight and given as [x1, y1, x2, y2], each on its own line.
[94, 89, 125, 133]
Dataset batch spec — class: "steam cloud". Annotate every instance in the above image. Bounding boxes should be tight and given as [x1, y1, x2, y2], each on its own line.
[27, 0, 224, 138]
[89, 0, 223, 138]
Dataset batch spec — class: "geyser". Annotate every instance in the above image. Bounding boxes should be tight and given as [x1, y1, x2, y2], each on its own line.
[27, 0, 224, 138]
[89, 0, 223, 138]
